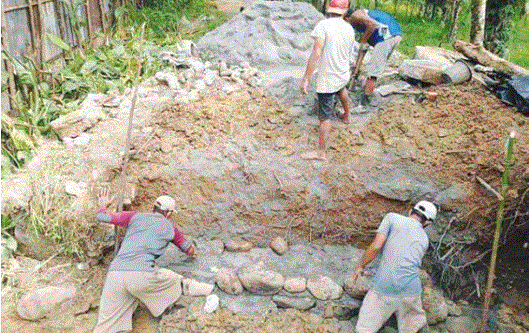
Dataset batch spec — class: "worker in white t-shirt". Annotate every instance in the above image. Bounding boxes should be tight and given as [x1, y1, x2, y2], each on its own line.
[299, 0, 357, 161]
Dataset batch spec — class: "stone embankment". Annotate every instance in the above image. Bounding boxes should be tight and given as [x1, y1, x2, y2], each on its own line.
[152, 236, 488, 332]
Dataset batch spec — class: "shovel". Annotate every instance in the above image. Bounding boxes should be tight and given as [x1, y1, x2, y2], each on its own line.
[349, 49, 367, 92]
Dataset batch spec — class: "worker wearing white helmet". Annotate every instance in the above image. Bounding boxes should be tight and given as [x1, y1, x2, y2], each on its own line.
[348, 200, 437, 333]
[93, 189, 197, 333]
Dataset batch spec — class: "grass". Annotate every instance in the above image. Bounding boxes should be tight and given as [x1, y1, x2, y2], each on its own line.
[26, 148, 90, 258]
[121, 0, 229, 42]
[508, 15, 529, 68]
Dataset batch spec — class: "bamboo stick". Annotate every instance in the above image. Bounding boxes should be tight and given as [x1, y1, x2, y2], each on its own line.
[479, 131, 516, 333]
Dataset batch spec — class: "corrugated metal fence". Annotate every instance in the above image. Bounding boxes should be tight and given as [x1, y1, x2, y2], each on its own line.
[1, 0, 112, 112]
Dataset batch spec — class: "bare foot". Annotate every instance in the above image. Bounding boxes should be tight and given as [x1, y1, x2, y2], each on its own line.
[343, 115, 350, 124]
[336, 107, 345, 119]
[301, 151, 327, 161]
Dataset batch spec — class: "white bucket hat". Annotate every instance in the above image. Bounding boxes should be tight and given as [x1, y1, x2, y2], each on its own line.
[154, 195, 176, 212]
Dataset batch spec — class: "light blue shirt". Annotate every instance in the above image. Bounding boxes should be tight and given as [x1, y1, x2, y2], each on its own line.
[109, 213, 175, 272]
[371, 213, 428, 296]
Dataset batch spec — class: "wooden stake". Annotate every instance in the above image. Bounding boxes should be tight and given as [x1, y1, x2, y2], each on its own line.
[114, 24, 145, 253]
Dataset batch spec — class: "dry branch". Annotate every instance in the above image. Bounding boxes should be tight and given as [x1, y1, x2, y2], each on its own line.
[476, 176, 502, 200]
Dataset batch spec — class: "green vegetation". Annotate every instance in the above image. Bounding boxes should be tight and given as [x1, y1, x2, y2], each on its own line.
[1, 0, 228, 176]
[353, 0, 528, 67]
[392, 3, 472, 58]
[509, 16, 529, 68]
[117, 0, 229, 41]
[0, 0, 228, 259]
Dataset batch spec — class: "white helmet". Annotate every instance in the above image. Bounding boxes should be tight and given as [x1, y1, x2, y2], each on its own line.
[413, 201, 437, 221]
[154, 195, 176, 212]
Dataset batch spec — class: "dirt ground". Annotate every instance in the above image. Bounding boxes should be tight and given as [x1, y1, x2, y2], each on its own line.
[2, 79, 528, 331]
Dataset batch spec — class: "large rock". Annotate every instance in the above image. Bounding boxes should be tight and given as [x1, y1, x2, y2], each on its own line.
[182, 279, 215, 296]
[50, 93, 106, 138]
[225, 239, 253, 252]
[216, 268, 243, 295]
[237, 263, 284, 295]
[398, 59, 448, 85]
[1, 174, 31, 214]
[444, 316, 479, 333]
[270, 236, 288, 255]
[283, 276, 307, 293]
[272, 295, 315, 311]
[343, 274, 371, 299]
[306, 276, 343, 300]
[422, 285, 449, 325]
[17, 286, 77, 320]
[414, 46, 466, 67]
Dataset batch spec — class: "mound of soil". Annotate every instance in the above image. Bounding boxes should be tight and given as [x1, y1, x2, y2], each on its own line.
[364, 82, 529, 233]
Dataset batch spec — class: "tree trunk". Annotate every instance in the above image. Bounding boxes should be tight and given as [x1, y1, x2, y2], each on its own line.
[470, 0, 486, 45]
[453, 40, 529, 77]
[447, 0, 462, 41]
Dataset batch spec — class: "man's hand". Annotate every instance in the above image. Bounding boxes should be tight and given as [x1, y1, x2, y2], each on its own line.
[98, 187, 115, 210]
[349, 266, 364, 285]
[299, 76, 309, 95]
[185, 243, 197, 257]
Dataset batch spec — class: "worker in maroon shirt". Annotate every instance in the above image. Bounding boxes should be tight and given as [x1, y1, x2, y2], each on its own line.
[93, 188, 197, 333]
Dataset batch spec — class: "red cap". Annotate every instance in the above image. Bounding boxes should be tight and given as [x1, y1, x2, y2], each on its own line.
[327, 0, 349, 15]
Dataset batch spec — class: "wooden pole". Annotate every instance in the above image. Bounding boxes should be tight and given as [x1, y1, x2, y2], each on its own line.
[27, 0, 38, 56]
[97, 0, 106, 33]
[479, 131, 516, 333]
[84, 0, 92, 42]
[54, 0, 68, 58]
[114, 24, 145, 253]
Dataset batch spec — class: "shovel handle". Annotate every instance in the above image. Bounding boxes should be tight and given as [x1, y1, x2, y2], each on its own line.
[349, 49, 367, 91]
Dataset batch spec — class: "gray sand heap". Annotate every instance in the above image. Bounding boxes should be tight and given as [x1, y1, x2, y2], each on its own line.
[197, 0, 324, 69]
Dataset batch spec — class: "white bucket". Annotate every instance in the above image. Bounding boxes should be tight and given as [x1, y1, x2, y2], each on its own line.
[441, 60, 473, 84]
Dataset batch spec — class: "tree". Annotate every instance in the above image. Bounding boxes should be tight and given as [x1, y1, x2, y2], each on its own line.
[470, 0, 486, 45]
[484, 0, 516, 57]
[442, 0, 463, 41]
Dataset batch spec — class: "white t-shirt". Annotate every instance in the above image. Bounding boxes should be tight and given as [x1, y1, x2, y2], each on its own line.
[312, 17, 357, 93]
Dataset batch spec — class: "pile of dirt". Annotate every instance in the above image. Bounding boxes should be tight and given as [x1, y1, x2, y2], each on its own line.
[197, 1, 323, 68]
[363, 82, 529, 233]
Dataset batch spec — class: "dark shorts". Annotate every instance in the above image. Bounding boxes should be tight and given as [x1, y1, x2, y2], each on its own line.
[317, 87, 347, 121]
